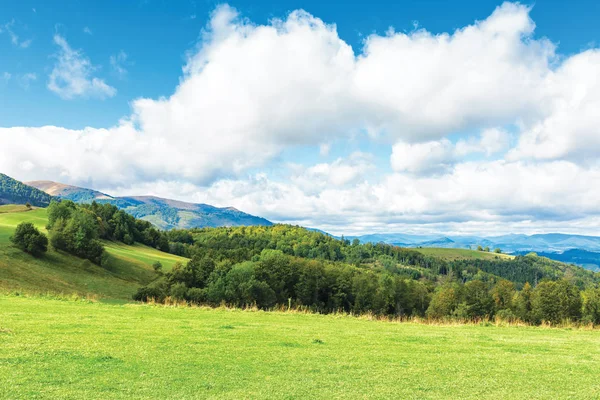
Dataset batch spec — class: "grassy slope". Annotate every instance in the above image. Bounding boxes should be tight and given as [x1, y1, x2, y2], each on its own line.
[1, 296, 599, 399]
[0, 205, 187, 299]
[415, 247, 515, 261]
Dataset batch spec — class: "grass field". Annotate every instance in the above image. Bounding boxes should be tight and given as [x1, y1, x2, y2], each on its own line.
[0, 206, 187, 299]
[414, 247, 515, 261]
[1, 295, 599, 399]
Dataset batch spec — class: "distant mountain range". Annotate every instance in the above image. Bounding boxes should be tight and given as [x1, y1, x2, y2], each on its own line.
[26, 180, 273, 230]
[348, 233, 600, 270]
[348, 232, 600, 253]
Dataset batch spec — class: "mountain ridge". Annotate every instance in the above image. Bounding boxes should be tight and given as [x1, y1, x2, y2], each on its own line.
[26, 179, 273, 230]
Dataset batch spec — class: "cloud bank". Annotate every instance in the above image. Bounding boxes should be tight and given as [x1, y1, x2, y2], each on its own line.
[1, 2, 599, 234]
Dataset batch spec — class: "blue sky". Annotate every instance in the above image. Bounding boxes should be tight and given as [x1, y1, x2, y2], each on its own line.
[1, 1, 600, 235]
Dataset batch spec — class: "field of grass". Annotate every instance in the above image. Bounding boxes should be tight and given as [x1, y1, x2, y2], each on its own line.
[415, 247, 515, 261]
[0, 206, 187, 299]
[1, 295, 599, 399]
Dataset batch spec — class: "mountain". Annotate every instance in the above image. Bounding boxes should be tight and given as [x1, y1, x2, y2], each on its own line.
[0, 174, 53, 207]
[350, 232, 600, 255]
[514, 249, 600, 272]
[27, 180, 113, 202]
[27, 180, 272, 230]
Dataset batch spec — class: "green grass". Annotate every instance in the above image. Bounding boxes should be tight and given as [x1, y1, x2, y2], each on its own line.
[0, 206, 187, 299]
[103, 242, 186, 272]
[1, 295, 599, 399]
[415, 247, 515, 261]
[0, 204, 32, 214]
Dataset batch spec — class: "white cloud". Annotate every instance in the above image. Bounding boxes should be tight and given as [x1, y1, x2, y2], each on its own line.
[508, 50, 600, 164]
[47, 34, 116, 99]
[391, 128, 511, 173]
[2, 72, 11, 82]
[110, 50, 129, 78]
[391, 139, 455, 174]
[2, 3, 600, 234]
[17, 73, 37, 89]
[170, 160, 600, 235]
[83, 27, 92, 35]
[289, 152, 374, 194]
[1, 20, 33, 48]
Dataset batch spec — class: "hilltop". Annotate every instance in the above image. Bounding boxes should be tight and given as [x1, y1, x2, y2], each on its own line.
[0, 174, 53, 207]
[27, 179, 272, 230]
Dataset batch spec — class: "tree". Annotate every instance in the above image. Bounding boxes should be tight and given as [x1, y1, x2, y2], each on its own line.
[462, 280, 494, 318]
[491, 280, 515, 311]
[25, 202, 32, 210]
[531, 280, 581, 324]
[582, 288, 600, 325]
[11, 222, 48, 257]
[484, 246, 490, 252]
[494, 248, 502, 254]
[152, 261, 163, 273]
[514, 282, 533, 322]
[477, 245, 483, 251]
[426, 285, 459, 318]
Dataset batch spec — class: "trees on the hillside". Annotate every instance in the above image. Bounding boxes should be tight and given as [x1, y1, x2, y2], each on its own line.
[49, 207, 104, 264]
[531, 280, 582, 324]
[582, 288, 600, 325]
[11, 222, 48, 257]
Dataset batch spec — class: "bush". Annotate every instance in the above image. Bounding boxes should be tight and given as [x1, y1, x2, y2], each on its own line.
[10, 222, 48, 257]
[187, 288, 206, 304]
[133, 286, 165, 302]
[152, 261, 163, 273]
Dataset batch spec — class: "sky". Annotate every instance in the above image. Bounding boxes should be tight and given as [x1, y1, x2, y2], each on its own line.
[1, 0, 600, 236]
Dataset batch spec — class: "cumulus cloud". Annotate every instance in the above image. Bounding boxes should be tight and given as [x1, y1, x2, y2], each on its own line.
[1, 2, 600, 234]
[175, 160, 600, 235]
[289, 152, 374, 194]
[391, 128, 511, 174]
[47, 34, 116, 99]
[508, 50, 600, 164]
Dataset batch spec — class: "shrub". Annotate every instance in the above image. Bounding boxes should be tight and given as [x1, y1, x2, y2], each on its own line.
[187, 287, 206, 304]
[133, 286, 164, 302]
[152, 261, 163, 273]
[10, 222, 48, 257]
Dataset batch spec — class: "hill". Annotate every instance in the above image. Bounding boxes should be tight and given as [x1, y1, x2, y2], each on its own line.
[26, 180, 113, 202]
[414, 247, 514, 261]
[515, 249, 600, 272]
[0, 174, 53, 207]
[27, 180, 273, 230]
[0, 205, 188, 299]
[2, 295, 600, 399]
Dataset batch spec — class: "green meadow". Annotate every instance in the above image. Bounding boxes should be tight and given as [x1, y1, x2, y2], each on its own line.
[1, 295, 599, 399]
[415, 247, 515, 261]
[0, 205, 187, 299]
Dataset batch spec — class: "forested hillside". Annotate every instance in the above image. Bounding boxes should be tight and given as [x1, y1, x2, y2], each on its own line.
[0, 174, 53, 207]
[134, 224, 600, 325]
